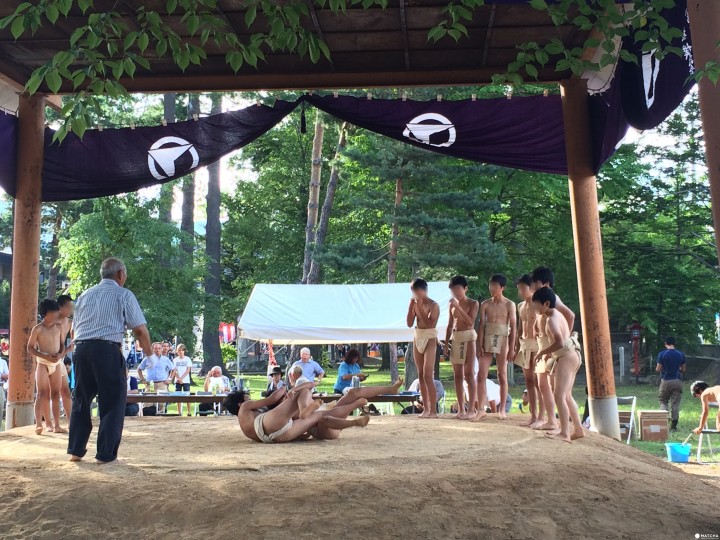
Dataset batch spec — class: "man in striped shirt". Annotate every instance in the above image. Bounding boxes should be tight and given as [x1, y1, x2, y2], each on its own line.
[67, 258, 152, 464]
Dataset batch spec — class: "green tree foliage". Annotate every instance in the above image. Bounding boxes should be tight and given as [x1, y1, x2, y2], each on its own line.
[58, 195, 202, 349]
[603, 97, 720, 348]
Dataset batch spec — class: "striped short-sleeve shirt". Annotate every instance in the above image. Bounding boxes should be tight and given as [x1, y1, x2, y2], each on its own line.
[73, 279, 147, 343]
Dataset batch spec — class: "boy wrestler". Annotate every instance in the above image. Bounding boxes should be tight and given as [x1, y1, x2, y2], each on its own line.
[533, 287, 584, 443]
[690, 381, 720, 434]
[475, 274, 516, 421]
[443, 276, 479, 420]
[514, 274, 544, 428]
[407, 278, 440, 419]
[27, 299, 67, 435]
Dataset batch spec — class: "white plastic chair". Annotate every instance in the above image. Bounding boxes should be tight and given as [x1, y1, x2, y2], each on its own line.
[617, 396, 637, 444]
[371, 402, 394, 416]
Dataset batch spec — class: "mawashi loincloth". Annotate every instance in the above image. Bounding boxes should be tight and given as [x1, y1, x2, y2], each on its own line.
[551, 334, 583, 373]
[534, 335, 553, 374]
[414, 327, 438, 354]
[515, 337, 540, 369]
[254, 412, 293, 444]
[483, 322, 509, 355]
[36, 357, 63, 376]
[450, 329, 477, 364]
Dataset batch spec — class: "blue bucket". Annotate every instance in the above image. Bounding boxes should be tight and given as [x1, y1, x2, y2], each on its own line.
[665, 442, 691, 463]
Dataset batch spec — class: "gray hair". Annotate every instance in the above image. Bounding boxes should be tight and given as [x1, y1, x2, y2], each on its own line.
[300, 347, 311, 356]
[100, 258, 126, 279]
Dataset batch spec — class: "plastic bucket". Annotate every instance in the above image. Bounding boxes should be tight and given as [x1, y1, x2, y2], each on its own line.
[665, 442, 691, 463]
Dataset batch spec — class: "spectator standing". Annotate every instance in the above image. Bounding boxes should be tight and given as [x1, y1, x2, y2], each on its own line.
[173, 344, 192, 416]
[290, 347, 325, 385]
[656, 336, 686, 432]
[67, 258, 152, 464]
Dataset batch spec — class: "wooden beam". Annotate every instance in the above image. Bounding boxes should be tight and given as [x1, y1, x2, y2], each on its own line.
[399, 0, 410, 70]
[307, 0, 334, 72]
[481, 3, 497, 67]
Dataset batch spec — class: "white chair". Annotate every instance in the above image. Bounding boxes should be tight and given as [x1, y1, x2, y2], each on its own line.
[688, 402, 719, 463]
[371, 402, 394, 416]
[617, 396, 637, 444]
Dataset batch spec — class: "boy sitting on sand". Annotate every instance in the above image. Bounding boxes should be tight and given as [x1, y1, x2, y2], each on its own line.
[690, 381, 720, 433]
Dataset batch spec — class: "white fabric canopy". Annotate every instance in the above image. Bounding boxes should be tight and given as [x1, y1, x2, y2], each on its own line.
[238, 282, 452, 344]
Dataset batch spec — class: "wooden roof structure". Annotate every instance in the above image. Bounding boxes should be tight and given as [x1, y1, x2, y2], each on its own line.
[0, 0, 587, 92]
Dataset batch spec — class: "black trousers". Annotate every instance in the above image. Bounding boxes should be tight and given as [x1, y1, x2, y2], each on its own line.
[67, 341, 126, 462]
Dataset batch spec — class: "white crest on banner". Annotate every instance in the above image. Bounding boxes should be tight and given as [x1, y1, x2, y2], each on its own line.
[403, 113, 456, 147]
[147, 136, 199, 180]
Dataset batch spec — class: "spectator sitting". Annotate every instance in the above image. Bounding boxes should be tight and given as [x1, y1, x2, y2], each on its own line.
[286, 365, 304, 389]
[334, 348, 367, 395]
[125, 367, 140, 417]
[204, 366, 230, 394]
[126, 340, 143, 368]
[290, 347, 324, 385]
[263, 367, 285, 397]
[452, 379, 512, 414]
[401, 378, 445, 414]
[484, 378, 512, 414]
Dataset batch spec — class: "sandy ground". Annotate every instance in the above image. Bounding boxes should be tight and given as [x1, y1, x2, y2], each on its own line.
[0, 414, 719, 540]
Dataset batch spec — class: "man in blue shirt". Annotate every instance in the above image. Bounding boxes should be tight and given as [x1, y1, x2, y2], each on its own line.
[656, 336, 686, 432]
[291, 347, 325, 386]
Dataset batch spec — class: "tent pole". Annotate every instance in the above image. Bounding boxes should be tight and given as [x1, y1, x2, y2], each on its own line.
[687, 0, 720, 263]
[560, 79, 620, 440]
[5, 93, 45, 430]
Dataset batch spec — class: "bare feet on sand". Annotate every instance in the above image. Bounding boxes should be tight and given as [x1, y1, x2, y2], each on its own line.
[69, 456, 82, 462]
[95, 459, 111, 465]
[529, 419, 545, 429]
[421, 412, 438, 419]
[35, 426, 43, 435]
[571, 429, 585, 441]
[471, 411, 488, 423]
[534, 421, 558, 431]
[459, 411, 476, 420]
[53, 426, 67, 434]
[546, 432, 572, 443]
[498, 412, 508, 420]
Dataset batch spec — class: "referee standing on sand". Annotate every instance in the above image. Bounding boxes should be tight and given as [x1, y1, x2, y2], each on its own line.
[67, 258, 152, 464]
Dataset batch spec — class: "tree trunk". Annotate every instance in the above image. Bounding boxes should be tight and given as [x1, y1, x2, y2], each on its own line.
[383, 178, 404, 381]
[201, 94, 223, 371]
[301, 115, 324, 284]
[158, 93, 177, 224]
[46, 206, 63, 299]
[307, 122, 347, 284]
[181, 95, 199, 258]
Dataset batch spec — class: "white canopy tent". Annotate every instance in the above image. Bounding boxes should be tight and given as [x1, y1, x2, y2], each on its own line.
[238, 282, 452, 345]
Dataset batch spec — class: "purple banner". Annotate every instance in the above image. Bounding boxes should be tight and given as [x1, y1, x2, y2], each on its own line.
[0, 0, 695, 202]
[36, 99, 297, 201]
[306, 94, 568, 175]
[0, 113, 17, 194]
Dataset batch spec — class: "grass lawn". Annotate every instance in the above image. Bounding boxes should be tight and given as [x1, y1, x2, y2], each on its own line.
[174, 362, 716, 462]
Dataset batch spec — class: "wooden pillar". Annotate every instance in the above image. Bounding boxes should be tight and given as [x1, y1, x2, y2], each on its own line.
[687, 0, 720, 263]
[560, 79, 620, 440]
[5, 93, 45, 429]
